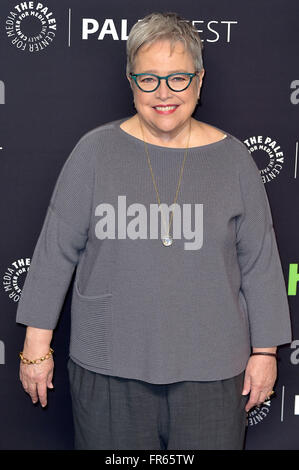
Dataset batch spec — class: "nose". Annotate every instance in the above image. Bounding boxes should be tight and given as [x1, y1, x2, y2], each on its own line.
[155, 78, 172, 100]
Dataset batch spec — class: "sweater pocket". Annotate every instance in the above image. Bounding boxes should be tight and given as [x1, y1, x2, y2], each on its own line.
[69, 280, 113, 370]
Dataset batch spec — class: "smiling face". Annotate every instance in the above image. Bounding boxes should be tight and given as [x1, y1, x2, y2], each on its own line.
[127, 39, 205, 139]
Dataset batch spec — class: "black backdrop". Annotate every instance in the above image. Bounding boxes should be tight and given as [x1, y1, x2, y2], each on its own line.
[0, 0, 298, 450]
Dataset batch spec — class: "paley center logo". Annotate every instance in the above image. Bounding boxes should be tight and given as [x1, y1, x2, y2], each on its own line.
[5, 2, 57, 52]
[244, 136, 285, 184]
[246, 398, 272, 426]
[95, 196, 203, 250]
[2, 258, 31, 302]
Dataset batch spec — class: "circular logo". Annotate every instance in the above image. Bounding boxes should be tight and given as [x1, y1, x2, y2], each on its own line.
[5, 2, 57, 52]
[246, 398, 272, 426]
[243, 136, 284, 184]
[2, 258, 31, 302]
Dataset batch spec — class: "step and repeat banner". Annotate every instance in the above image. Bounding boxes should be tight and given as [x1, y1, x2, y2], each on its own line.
[0, 0, 298, 450]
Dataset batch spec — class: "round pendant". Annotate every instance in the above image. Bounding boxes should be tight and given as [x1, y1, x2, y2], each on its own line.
[162, 236, 173, 247]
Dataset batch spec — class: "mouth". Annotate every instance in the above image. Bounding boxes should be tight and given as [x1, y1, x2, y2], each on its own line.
[152, 105, 179, 115]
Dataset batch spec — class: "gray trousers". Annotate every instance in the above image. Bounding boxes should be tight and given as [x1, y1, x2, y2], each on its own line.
[67, 357, 248, 450]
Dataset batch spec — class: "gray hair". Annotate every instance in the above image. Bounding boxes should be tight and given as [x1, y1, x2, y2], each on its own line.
[126, 12, 204, 77]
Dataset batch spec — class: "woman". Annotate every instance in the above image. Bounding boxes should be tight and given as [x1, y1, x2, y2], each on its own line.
[16, 12, 292, 450]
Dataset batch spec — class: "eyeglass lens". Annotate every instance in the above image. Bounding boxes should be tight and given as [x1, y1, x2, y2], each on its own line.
[136, 74, 192, 91]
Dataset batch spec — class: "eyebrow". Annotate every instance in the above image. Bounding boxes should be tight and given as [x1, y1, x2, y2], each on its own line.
[140, 70, 188, 74]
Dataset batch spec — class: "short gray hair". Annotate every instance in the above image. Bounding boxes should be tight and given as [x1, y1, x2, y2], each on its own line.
[126, 12, 204, 77]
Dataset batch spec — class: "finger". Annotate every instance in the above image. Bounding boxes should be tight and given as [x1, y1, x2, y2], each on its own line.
[242, 373, 251, 395]
[47, 373, 54, 389]
[37, 382, 48, 408]
[21, 379, 29, 393]
[245, 389, 261, 412]
[251, 388, 270, 408]
[251, 388, 273, 408]
[28, 383, 39, 404]
[259, 390, 271, 403]
[20, 366, 30, 392]
[265, 388, 276, 399]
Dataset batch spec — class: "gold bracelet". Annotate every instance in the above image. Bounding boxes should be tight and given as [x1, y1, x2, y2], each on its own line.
[19, 347, 54, 365]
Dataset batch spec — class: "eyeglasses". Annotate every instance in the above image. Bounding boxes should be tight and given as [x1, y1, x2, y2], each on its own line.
[129, 72, 199, 92]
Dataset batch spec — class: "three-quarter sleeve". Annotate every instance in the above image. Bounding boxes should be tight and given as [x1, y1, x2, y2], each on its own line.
[235, 144, 292, 348]
[16, 133, 96, 330]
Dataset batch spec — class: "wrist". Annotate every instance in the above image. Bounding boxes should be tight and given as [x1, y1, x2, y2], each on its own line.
[23, 327, 53, 357]
[25, 326, 53, 346]
[19, 347, 54, 365]
[250, 347, 278, 360]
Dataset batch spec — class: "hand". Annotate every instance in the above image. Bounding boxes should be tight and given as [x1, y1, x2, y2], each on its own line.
[242, 355, 277, 412]
[19, 351, 54, 408]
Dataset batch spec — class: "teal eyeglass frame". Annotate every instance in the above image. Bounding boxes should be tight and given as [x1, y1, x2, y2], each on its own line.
[129, 72, 199, 92]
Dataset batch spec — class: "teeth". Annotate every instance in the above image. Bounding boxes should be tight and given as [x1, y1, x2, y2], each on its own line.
[155, 106, 177, 111]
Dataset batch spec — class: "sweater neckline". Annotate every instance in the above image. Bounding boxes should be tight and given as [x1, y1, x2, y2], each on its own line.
[115, 117, 231, 152]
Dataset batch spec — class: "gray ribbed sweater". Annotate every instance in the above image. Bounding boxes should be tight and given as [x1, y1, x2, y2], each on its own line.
[16, 117, 292, 383]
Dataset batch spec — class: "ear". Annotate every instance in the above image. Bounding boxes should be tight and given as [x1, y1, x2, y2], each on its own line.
[127, 74, 133, 91]
[197, 69, 205, 96]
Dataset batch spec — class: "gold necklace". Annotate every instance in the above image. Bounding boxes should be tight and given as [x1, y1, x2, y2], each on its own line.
[138, 114, 191, 247]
